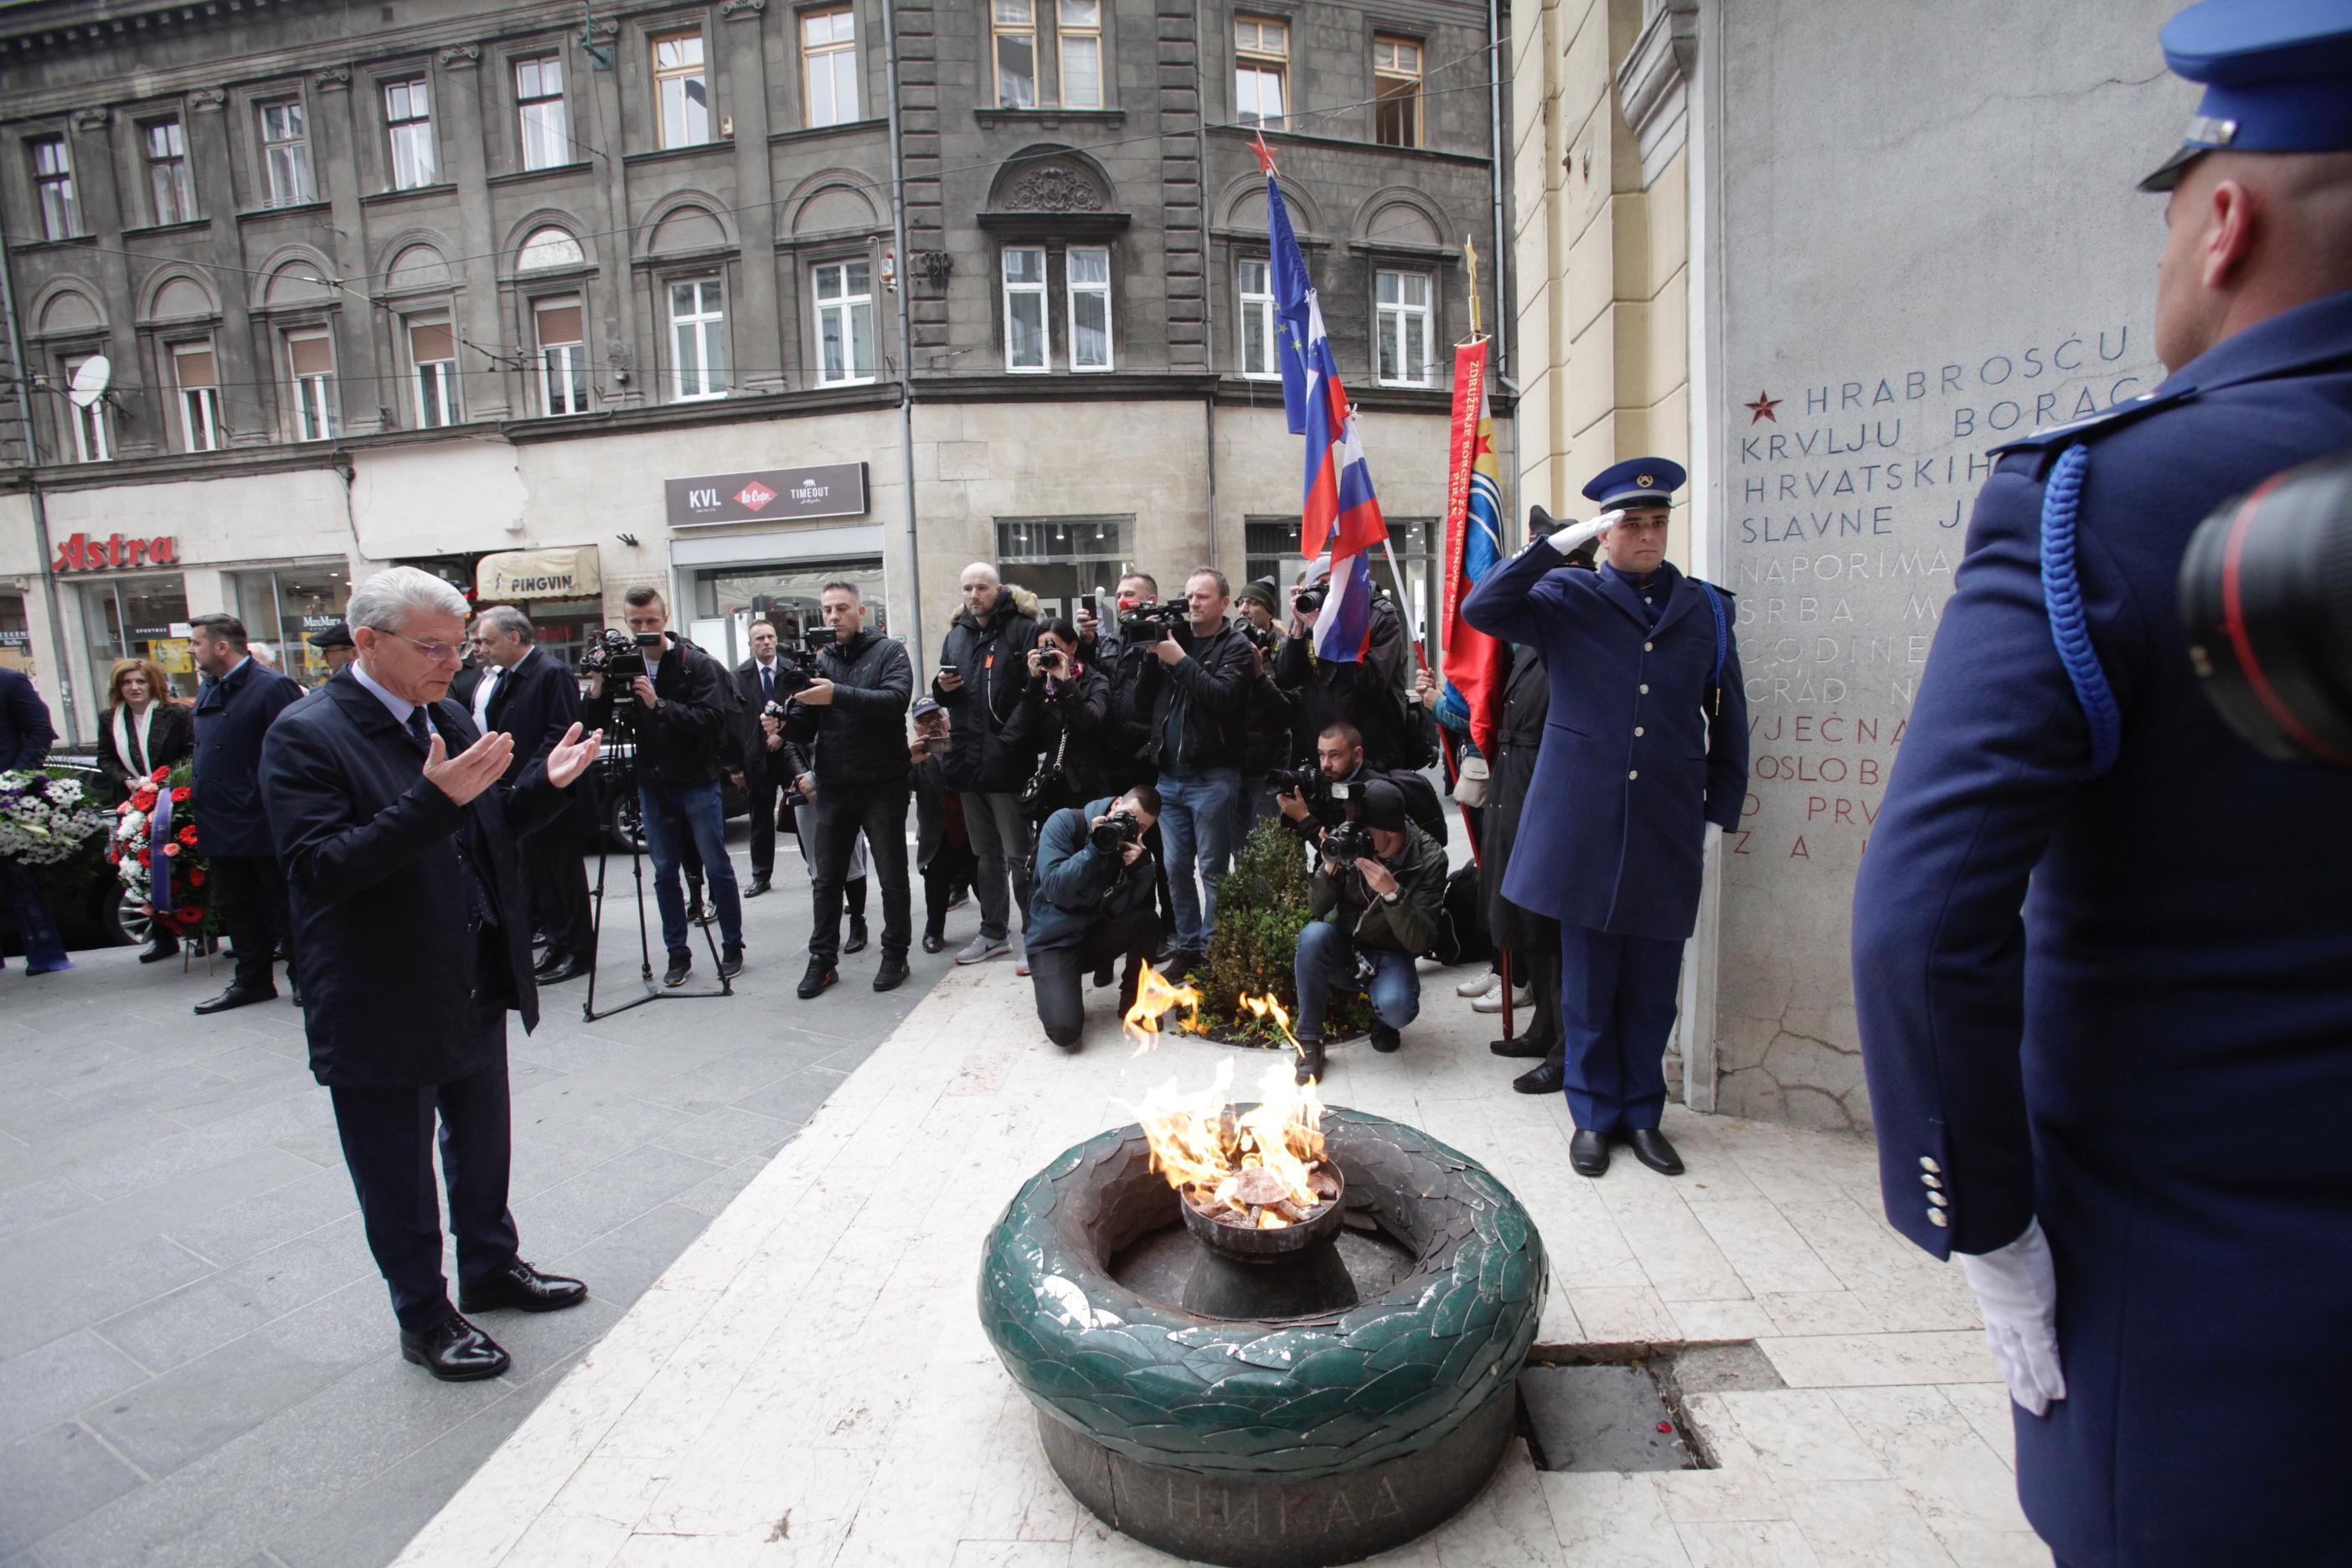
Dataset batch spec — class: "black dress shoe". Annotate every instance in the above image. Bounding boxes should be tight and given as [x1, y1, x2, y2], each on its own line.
[534, 949, 568, 978]
[1625, 1128, 1684, 1176]
[797, 958, 837, 999]
[459, 1260, 589, 1314]
[1513, 1058, 1566, 1095]
[921, 931, 945, 955]
[720, 944, 745, 980]
[399, 1313, 510, 1382]
[1294, 1040, 1327, 1085]
[744, 877, 771, 900]
[1571, 1129, 1611, 1178]
[193, 984, 276, 1015]
[663, 952, 692, 988]
[1490, 1032, 1553, 1059]
[1368, 1020, 1402, 1053]
[844, 916, 869, 956]
[538, 955, 591, 986]
[138, 936, 180, 964]
[873, 954, 910, 992]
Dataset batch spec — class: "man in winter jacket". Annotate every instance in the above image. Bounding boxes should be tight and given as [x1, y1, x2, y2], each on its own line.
[933, 563, 1039, 965]
[1131, 568, 1253, 975]
[1026, 786, 1163, 1049]
[1291, 779, 1448, 1085]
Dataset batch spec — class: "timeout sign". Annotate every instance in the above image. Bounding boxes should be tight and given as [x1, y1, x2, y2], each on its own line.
[664, 462, 869, 528]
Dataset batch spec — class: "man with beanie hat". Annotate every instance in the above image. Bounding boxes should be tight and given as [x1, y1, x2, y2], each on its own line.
[1289, 778, 1447, 1085]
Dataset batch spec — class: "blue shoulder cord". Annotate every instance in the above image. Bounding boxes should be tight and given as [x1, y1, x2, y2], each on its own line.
[2037, 443, 2122, 777]
[1697, 581, 1728, 715]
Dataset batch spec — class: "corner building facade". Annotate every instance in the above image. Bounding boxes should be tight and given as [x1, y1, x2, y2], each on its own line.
[0, 0, 1510, 744]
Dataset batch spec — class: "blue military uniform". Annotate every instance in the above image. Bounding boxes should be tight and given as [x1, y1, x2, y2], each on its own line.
[1462, 460, 1748, 1132]
[1852, 7, 2352, 1563]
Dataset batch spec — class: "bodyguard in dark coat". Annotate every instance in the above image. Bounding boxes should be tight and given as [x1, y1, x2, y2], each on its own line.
[1462, 461, 1746, 1178]
[1851, 15, 2352, 1561]
[730, 620, 799, 897]
[188, 614, 305, 1012]
[0, 666, 67, 977]
[467, 606, 598, 986]
[263, 567, 604, 1382]
[1482, 643, 1569, 1094]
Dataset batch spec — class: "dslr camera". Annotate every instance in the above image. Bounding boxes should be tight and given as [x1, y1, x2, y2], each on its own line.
[1292, 583, 1328, 618]
[1237, 618, 1277, 652]
[1320, 818, 1375, 866]
[768, 623, 825, 699]
[1119, 601, 1187, 642]
[579, 627, 664, 681]
[1090, 809, 1144, 856]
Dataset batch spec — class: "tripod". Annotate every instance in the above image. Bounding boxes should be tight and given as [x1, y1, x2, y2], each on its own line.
[582, 704, 735, 1020]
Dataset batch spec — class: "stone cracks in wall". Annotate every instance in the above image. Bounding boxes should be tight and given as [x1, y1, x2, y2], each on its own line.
[1844, 69, 2172, 159]
[1719, 1015, 1871, 1132]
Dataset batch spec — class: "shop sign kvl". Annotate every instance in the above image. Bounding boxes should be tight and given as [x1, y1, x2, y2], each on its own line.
[53, 533, 178, 572]
[664, 462, 869, 528]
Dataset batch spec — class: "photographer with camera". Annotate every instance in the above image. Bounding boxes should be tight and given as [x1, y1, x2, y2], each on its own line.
[910, 697, 976, 954]
[776, 582, 914, 998]
[1008, 621, 1120, 816]
[1028, 786, 1163, 1049]
[1132, 568, 1255, 977]
[1228, 579, 1297, 838]
[1076, 572, 1163, 792]
[581, 586, 744, 985]
[935, 563, 1042, 966]
[1289, 779, 1447, 1086]
[1276, 721, 1448, 849]
[1275, 567, 1422, 770]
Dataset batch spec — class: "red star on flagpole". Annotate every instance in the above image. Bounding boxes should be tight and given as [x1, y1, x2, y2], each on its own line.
[1745, 390, 1782, 424]
[1251, 130, 1278, 177]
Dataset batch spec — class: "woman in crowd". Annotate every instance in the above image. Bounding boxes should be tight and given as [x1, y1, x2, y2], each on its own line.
[96, 657, 196, 964]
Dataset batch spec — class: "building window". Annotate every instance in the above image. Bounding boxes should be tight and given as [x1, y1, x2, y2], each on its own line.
[62, 354, 109, 462]
[802, 8, 859, 128]
[993, 0, 1037, 108]
[143, 120, 196, 226]
[1375, 269, 1431, 386]
[995, 515, 1136, 623]
[1235, 16, 1287, 130]
[172, 342, 221, 451]
[653, 31, 712, 148]
[286, 328, 336, 441]
[1068, 245, 1112, 371]
[812, 259, 875, 386]
[384, 78, 437, 188]
[408, 315, 460, 427]
[668, 278, 728, 400]
[515, 55, 570, 170]
[1373, 36, 1422, 148]
[518, 225, 585, 271]
[1002, 246, 1048, 372]
[258, 100, 316, 207]
[30, 137, 80, 240]
[1237, 257, 1277, 379]
[1059, 0, 1103, 108]
[534, 297, 588, 415]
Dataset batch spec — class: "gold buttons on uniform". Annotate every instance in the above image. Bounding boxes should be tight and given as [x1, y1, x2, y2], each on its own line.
[1627, 770, 1638, 780]
[1927, 1192, 1948, 1209]
[1640, 683, 1649, 694]
[1634, 726, 1645, 737]
[1927, 1210, 1949, 1228]
[1643, 641, 1653, 652]
[1921, 1174, 1943, 1190]
[1920, 1157, 1942, 1173]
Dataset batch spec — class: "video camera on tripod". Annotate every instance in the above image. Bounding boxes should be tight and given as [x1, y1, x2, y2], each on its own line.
[578, 627, 666, 683]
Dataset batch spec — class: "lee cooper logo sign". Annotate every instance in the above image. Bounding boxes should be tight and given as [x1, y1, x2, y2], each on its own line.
[54, 533, 178, 572]
[665, 463, 867, 529]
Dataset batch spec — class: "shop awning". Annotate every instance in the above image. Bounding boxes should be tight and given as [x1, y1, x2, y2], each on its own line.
[477, 546, 601, 601]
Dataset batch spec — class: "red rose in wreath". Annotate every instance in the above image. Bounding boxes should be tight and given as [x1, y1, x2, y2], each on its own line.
[162, 843, 180, 858]
[132, 790, 157, 812]
[171, 787, 192, 803]
[189, 869, 207, 887]
[174, 906, 203, 924]
[137, 848, 152, 866]
[149, 766, 169, 783]
[176, 825, 199, 847]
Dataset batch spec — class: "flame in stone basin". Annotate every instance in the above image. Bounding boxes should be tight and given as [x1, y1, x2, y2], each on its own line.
[1127, 1056, 1329, 1230]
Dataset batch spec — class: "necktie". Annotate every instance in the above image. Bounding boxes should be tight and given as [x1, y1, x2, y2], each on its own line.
[761, 664, 776, 704]
[406, 705, 431, 756]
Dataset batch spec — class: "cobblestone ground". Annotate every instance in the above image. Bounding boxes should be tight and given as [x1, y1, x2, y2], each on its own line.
[0, 828, 963, 1568]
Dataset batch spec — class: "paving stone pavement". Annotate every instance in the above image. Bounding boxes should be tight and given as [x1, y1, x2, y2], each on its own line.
[0, 828, 969, 1568]
[393, 957, 2055, 1568]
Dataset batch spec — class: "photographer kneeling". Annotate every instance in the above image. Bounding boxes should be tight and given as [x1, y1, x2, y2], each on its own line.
[1029, 786, 1163, 1050]
[1291, 780, 1447, 1085]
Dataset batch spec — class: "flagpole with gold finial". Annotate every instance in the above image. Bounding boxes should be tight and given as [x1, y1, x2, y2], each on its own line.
[1462, 235, 1486, 344]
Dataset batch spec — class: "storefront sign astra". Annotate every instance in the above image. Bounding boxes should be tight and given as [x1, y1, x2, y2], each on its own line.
[53, 533, 178, 572]
[476, 545, 602, 601]
[664, 462, 869, 529]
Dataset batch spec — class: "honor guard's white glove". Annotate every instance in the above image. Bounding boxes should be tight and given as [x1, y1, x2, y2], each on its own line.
[1541, 509, 1623, 556]
[1957, 1216, 2066, 1416]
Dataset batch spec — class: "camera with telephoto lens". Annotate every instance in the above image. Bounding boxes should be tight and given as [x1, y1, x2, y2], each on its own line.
[1320, 818, 1375, 867]
[1090, 808, 1143, 856]
[1237, 618, 1277, 652]
[1118, 601, 1187, 642]
[1292, 583, 1328, 618]
[579, 627, 660, 681]
[1268, 761, 1321, 797]
[2178, 449, 2352, 768]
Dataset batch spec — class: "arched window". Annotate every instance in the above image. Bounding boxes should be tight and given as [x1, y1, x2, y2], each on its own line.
[518, 226, 585, 271]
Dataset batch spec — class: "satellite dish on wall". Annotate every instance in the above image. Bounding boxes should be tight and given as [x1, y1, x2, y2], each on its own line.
[68, 355, 111, 410]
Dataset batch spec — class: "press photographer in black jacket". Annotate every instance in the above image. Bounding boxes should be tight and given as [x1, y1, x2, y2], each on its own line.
[934, 564, 1041, 965]
[1005, 620, 1120, 815]
[1132, 568, 1254, 974]
[781, 581, 916, 998]
[581, 585, 743, 985]
[1273, 570, 1421, 769]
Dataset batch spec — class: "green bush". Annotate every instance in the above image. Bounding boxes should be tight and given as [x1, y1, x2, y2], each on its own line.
[1200, 818, 1369, 1045]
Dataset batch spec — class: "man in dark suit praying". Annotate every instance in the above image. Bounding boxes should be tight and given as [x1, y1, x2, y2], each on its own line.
[467, 604, 598, 985]
[263, 566, 603, 1381]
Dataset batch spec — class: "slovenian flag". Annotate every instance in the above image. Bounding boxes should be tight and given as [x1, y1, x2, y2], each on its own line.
[1260, 138, 1386, 663]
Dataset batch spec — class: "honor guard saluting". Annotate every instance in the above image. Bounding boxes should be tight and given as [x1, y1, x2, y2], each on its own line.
[1462, 459, 1748, 1179]
[1850, 5, 2352, 1564]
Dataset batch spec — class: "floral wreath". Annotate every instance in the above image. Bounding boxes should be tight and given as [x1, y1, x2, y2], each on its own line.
[107, 764, 212, 937]
[0, 767, 111, 869]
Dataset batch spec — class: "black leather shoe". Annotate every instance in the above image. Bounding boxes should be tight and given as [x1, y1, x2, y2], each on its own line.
[1490, 1032, 1552, 1059]
[1295, 1040, 1327, 1085]
[744, 877, 771, 900]
[459, 1261, 588, 1315]
[138, 937, 180, 964]
[797, 958, 837, 999]
[1513, 1058, 1566, 1095]
[1571, 1129, 1611, 1178]
[719, 945, 745, 980]
[1625, 1128, 1684, 1176]
[194, 984, 276, 1015]
[1091, 961, 1115, 989]
[663, 952, 692, 988]
[399, 1313, 510, 1381]
[538, 955, 591, 986]
[844, 916, 869, 956]
[921, 931, 945, 955]
[873, 954, 910, 992]
[1368, 1021, 1402, 1053]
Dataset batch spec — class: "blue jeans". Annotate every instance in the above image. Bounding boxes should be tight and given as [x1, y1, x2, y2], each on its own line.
[1155, 766, 1239, 954]
[1294, 920, 1420, 1043]
[637, 780, 743, 955]
[1229, 773, 1281, 848]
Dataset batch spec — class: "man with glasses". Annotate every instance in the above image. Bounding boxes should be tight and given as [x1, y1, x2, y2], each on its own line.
[261, 566, 604, 1381]
[189, 612, 306, 1014]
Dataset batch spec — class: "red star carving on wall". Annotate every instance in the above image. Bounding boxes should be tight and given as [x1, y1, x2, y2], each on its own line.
[1745, 391, 1782, 424]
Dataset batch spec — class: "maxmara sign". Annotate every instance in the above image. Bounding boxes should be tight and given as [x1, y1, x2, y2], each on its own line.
[663, 462, 869, 529]
[53, 533, 178, 571]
